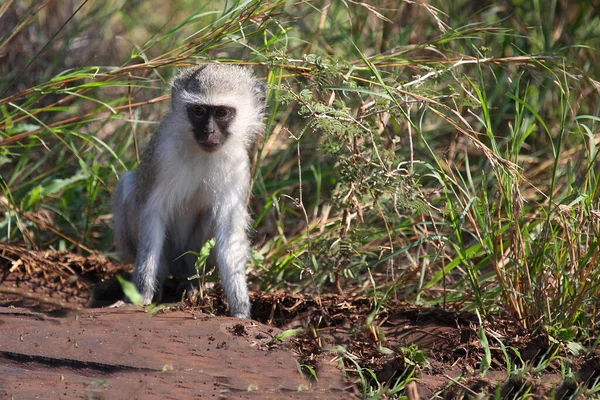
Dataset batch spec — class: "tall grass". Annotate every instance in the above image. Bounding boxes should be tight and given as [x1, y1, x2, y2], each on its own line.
[1, 0, 599, 357]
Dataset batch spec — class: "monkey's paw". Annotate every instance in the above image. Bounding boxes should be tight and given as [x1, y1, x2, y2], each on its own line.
[232, 311, 251, 319]
[107, 300, 127, 308]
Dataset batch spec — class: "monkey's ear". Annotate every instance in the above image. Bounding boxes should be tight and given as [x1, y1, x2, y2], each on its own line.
[252, 80, 267, 103]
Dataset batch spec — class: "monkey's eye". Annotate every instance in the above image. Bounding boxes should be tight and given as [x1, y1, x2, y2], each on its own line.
[214, 107, 230, 119]
[189, 105, 208, 117]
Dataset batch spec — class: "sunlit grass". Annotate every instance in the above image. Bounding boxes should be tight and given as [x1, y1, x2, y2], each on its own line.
[1, 0, 599, 397]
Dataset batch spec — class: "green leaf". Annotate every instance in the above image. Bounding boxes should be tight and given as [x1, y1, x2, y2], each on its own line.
[476, 311, 491, 377]
[117, 276, 143, 306]
[7, 122, 40, 134]
[565, 341, 586, 357]
[557, 327, 577, 342]
[266, 328, 304, 344]
[22, 173, 89, 209]
[198, 238, 215, 261]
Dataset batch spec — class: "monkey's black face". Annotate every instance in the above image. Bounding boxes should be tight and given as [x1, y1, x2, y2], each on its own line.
[187, 104, 236, 152]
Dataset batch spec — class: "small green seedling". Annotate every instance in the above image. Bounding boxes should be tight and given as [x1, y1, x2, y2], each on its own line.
[116, 275, 143, 306]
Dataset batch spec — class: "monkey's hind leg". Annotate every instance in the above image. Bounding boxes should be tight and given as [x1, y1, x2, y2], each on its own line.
[111, 171, 141, 307]
[112, 171, 138, 263]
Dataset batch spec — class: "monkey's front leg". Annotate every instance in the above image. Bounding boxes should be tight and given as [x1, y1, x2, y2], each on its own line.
[133, 209, 168, 305]
[215, 210, 251, 319]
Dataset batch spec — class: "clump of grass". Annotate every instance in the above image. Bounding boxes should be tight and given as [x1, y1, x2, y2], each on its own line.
[2, 0, 600, 396]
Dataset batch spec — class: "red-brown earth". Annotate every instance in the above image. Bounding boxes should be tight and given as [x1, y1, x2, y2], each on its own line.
[0, 244, 598, 399]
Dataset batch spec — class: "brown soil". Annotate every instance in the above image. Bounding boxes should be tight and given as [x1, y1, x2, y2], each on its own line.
[0, 244, 598, 399]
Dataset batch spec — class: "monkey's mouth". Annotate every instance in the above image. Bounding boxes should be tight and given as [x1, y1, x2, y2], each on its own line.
[197, 141, 221, 152]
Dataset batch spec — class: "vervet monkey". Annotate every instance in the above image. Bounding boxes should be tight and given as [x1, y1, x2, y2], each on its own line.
[112, 65, 266, 318]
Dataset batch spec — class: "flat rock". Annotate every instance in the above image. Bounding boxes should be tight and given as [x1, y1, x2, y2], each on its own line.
[0, 307, 350, 399]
